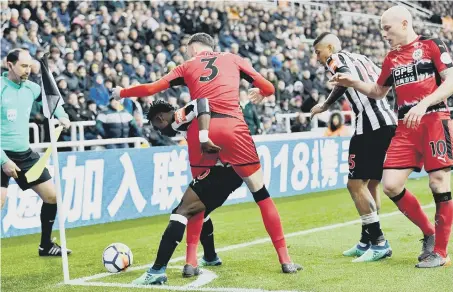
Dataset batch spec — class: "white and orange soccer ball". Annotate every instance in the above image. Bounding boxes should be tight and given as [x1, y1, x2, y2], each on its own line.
[102, 243, 133, 273]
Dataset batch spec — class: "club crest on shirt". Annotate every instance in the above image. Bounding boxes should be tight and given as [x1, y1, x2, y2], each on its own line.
[440, 52, 452, 64]
[7, 109, 17, 121]
[412, 48, 423, 61]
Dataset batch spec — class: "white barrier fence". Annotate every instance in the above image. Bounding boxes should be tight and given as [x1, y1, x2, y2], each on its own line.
[276, 111, 356, 134]
[29, 121, 148, 152]
[28, 107, 451, 150]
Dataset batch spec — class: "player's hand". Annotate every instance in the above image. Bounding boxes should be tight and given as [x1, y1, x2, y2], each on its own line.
[329, 73, 357, 87]
[310, 104, 327, 119]
[201, 139, 222, 154]
[2, 160, 21, 179]
[403, 102, 428, 129]
[248, 88, 265, 104]
[112, 86, 123, 101]
[58, 117, 71, 130]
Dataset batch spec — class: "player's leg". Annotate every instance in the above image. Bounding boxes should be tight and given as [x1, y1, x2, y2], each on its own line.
[199, 215, 223, 266]
[383, 168, 436, 258]
[382, 127, 435, 261]
[345, 179, 379, 251]
[368, 180, 381, 214]
[417, 117, 453, 268]
[184, 168, 220, 274]
[347, 179, 392, 262]
[348, 127, 395, 262]
[185, 166, 243, 275]
[240, 167, 302, 273]
[133, 186, 206, 285]
[416, 168, 452, 268]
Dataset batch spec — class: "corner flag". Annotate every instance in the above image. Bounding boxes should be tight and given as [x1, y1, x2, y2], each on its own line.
[39, 54, 64, 118]
[36, 53, 71, 282]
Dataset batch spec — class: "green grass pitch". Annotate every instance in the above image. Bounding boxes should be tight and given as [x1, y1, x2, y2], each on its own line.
[1, 175, 452, 292]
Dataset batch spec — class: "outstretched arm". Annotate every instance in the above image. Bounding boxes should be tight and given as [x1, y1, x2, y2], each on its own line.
[120, 78, 170, 98]
[329, 74, 390, 99]
[115, 65, 186, 99]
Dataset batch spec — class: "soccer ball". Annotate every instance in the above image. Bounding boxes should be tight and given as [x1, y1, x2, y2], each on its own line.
[102, 243, 133, 273]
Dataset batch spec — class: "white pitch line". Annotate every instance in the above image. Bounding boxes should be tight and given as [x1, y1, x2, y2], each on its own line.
[68, 203, 435, 285]
[66, 280, 300, 292]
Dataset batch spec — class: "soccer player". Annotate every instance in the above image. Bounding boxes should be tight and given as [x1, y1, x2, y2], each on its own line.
[113, 33, 301, 285]
[331, 6, 453, 268]
[310, 32, 397, 262]
[148, 98, 243, 275]
[1, 48, 72, 256]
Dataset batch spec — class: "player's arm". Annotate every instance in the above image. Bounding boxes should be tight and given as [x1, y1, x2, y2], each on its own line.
[404, 39, 453, 128]
[420, 39, 453, 107]
[330, 56, 392, 99]
[196, 98, 221, 153]
[234, 55, 275, 97]
[420, 67, 453, 107]
[119, 65, 186, 98]
[323, 63, 351, 107]
[330, 74, 390, 99]
[311, 57, 349, 118]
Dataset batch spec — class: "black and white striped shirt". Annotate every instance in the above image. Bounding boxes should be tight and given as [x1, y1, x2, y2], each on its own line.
[325, 51, 397, 135]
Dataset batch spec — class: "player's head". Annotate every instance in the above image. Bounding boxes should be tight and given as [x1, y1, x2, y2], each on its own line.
[381, 6, 415, 48]
[187, 33, 215, 57]
[147, 99, 177, 135]
[6, 48, 33, 83]
[313, 32, 342, 64]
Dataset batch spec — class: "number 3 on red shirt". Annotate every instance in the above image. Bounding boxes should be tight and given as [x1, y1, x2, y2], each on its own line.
[200, 57, 219, 82]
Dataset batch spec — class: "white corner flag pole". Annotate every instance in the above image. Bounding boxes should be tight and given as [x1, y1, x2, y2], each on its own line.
[48, 118, 70, 283]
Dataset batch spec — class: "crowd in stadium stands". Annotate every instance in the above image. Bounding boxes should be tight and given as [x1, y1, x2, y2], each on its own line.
[1, 1, 452, 147]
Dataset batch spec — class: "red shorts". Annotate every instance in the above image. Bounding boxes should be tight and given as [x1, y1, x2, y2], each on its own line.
[187, 116, 261, 178]
[384, 112, 453, 173]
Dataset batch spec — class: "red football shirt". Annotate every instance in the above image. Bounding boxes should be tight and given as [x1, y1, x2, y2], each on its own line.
[120, 51, 275, 119]
[377, 36, 452, 111]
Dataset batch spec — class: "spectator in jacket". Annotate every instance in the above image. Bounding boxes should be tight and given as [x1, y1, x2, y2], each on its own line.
[62, 61, 79, 91]
[96, 98, 142, 149]
[89, 74, 110, 108]
[240, 89, 261, 135]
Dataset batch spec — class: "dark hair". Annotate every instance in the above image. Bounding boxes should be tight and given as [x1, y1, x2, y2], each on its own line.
[147, 100, 175, 121]
[313, 32, 332, 47]
[187, 33, 215, 49]
[6, 48, 24, 65]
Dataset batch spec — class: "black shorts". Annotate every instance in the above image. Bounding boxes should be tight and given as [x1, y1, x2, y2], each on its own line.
[189, 165, 243, 214]
[348, 126, 396, 181]
[1, 149, 52, 190]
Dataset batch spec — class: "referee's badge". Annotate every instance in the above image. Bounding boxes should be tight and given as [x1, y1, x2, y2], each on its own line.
[412, 48, 423, 61]
[7, 109, 17, 122]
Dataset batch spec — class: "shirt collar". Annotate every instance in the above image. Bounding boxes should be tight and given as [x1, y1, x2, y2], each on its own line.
[2, 72, 22, 89]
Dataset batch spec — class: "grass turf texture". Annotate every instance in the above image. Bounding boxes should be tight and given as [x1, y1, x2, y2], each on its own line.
[1, 176, 452, 292]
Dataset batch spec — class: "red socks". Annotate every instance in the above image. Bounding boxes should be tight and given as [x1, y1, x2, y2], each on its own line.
[186, 212, 204, 267]
[433, 193, 453, 258]
[392, 189, 435, 236]
[257, 198, 291, 264]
